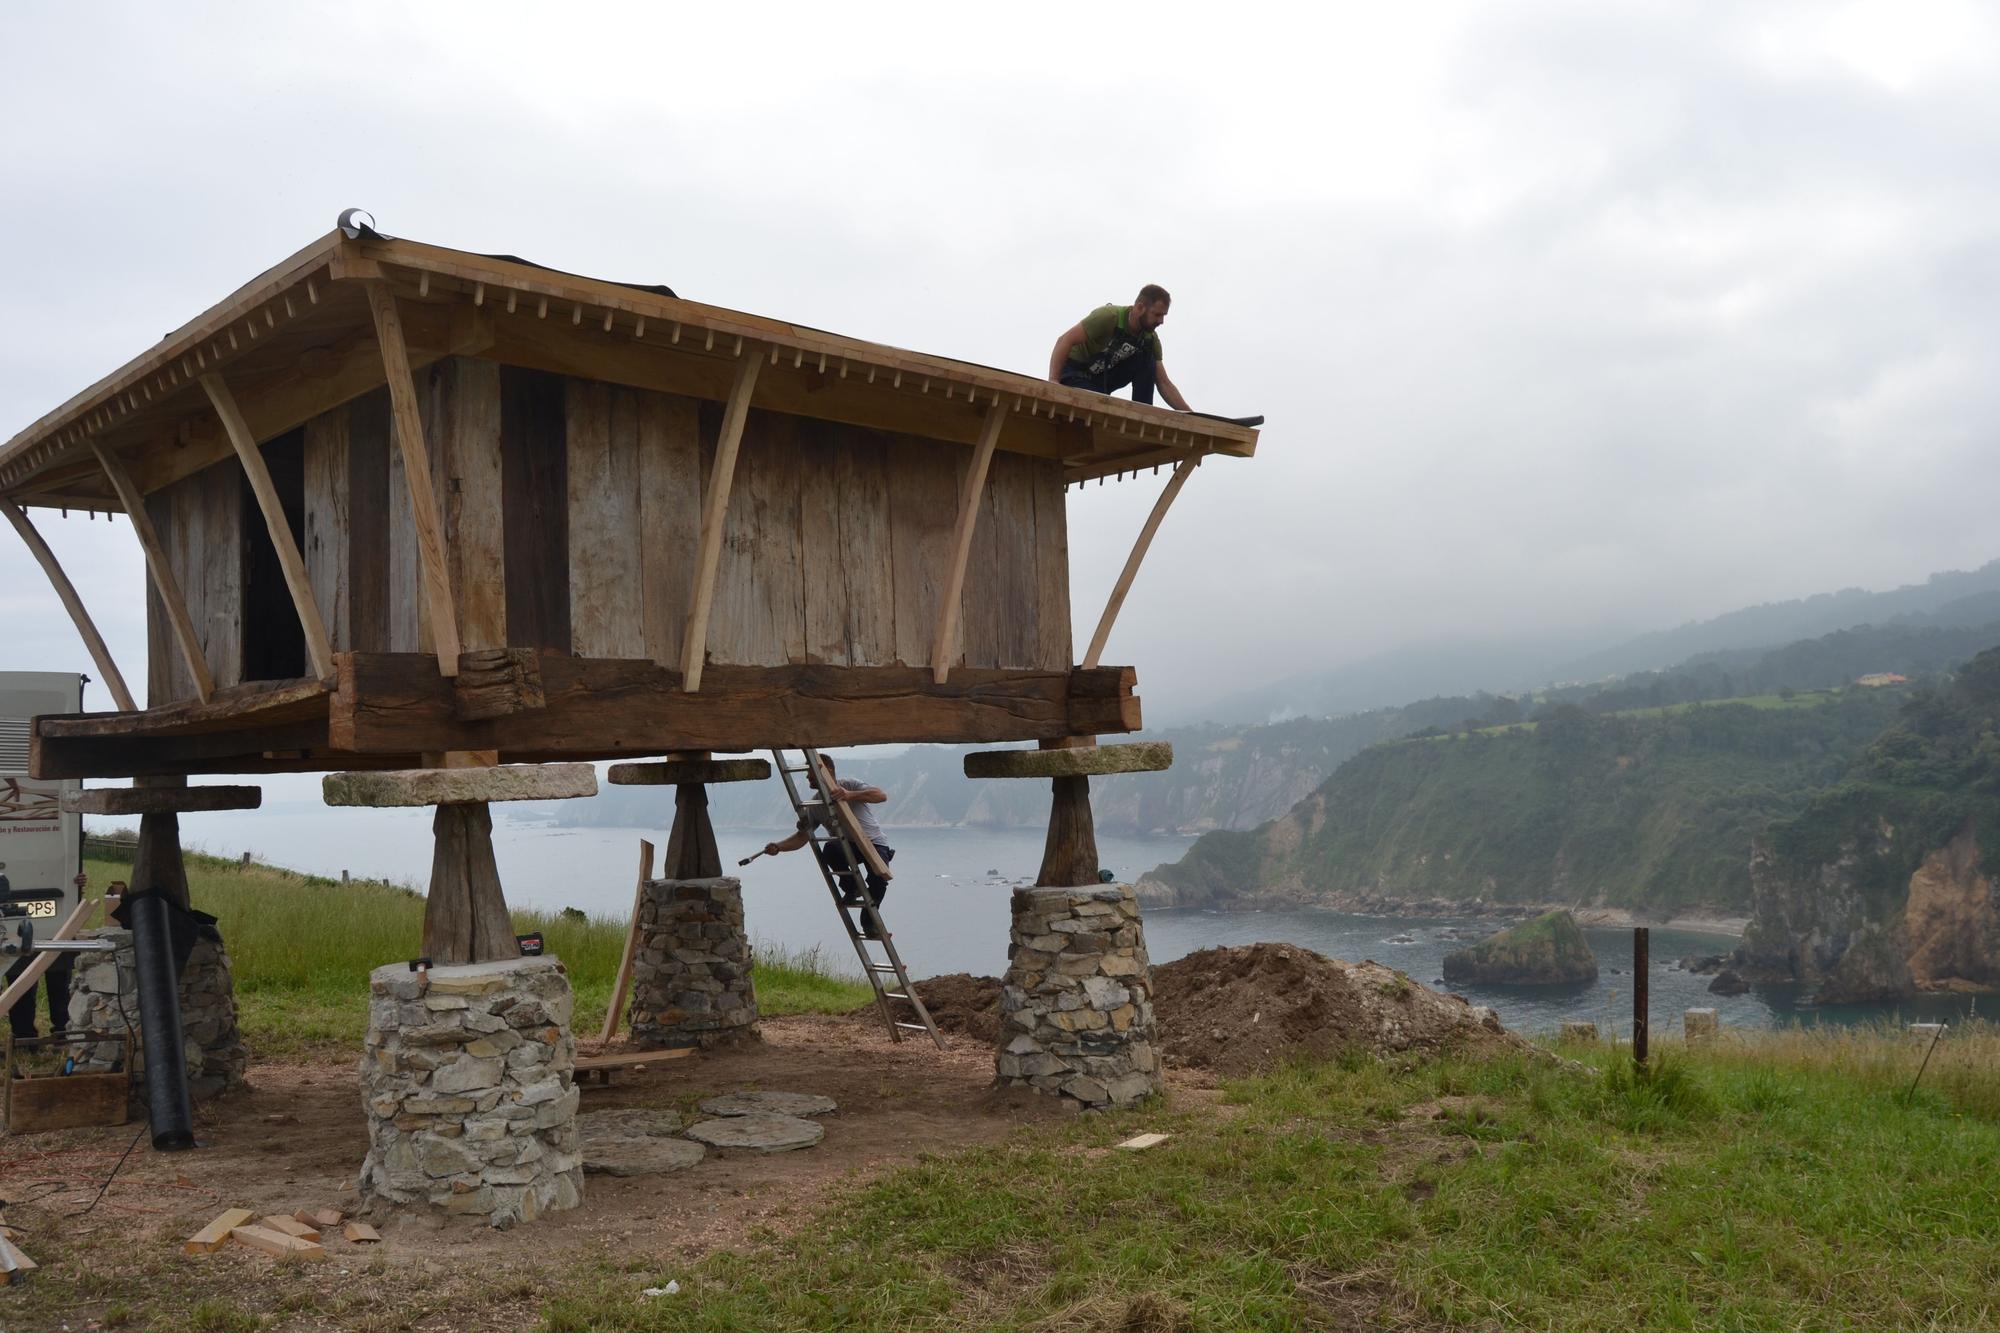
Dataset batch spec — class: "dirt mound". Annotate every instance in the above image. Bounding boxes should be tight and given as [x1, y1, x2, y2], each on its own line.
[1153, 944, 1527, 1077]
[887, 973, 1004, 1043]
[875, 947, 1525, 1078]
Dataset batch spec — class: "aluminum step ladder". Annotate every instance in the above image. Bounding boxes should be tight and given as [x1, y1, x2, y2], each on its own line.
[769, 747, 943, 1048]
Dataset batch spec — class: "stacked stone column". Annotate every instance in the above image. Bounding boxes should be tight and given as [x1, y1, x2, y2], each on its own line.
[627, 876, 758, 1048]
[965, 741, 1173, 1109]
[359, 957, 582, 1228]
[60, 780, 260, 1108]
[605, 756, 769, 1050]
[325, 761, 598, 1227]
[999, 884, 1161, 1106]
[66, 925, 248, 1100]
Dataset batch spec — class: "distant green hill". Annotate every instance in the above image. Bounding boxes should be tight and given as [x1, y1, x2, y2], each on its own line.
[1141, 688, 1908, 915]
[1737, 649, 2000, 999]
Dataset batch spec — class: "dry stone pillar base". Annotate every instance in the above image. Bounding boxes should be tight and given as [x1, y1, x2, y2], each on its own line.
[360, 956, 582, 1229]
[629, 877, 757, 1049]
[66, 926, 249, 1101]
[998, 884, 1162, 1109]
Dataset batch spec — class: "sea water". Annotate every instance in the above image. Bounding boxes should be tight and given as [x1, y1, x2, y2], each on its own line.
[93, 806, 1986, 1036]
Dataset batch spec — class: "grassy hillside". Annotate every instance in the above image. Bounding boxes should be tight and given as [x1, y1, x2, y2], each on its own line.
[82, 845, 874, 1058]
[1148, 689, 1907, 913]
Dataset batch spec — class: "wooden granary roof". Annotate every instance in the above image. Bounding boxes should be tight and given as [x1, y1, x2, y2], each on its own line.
[0, 227, 1257, 507]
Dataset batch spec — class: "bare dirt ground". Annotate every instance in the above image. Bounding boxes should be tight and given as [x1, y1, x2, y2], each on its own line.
[0, 950, 1513, 1328]
[1, 1014, 1070, 1261]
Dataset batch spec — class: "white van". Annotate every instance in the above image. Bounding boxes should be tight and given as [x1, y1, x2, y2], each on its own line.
[0, 672, 83, 948]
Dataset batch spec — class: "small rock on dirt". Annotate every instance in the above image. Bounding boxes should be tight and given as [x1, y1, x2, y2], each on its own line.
[684, 1112, 824, 1152]
[578, 1108, 705, 1176]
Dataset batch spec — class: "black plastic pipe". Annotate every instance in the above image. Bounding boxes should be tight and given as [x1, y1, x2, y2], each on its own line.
[125, 890, 197, 1150]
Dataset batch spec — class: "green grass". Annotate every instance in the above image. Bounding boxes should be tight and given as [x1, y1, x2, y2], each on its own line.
[532, 1031, 2000, 1331]
[12, 1008, 2000, 1329]
[84, 851, 875, 1057]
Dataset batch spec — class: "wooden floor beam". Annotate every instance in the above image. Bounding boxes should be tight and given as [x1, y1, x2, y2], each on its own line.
[29, 658, 1142, 779]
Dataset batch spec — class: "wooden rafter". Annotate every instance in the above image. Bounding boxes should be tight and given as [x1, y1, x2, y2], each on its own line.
[1, 500, 136, 710]
[930, 404, 1005, 684]
[200, 373, 337, 678]
[362, 282, 463, 677]
[1082, 453, 1202, 670]
[88, 440, 216, 703]
[680, 348, 763, 691]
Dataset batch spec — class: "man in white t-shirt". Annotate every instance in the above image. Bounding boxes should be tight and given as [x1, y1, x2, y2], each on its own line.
[762, 755, 895, 910]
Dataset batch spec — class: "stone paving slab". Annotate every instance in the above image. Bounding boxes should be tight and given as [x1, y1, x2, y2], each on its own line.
[698, 1091, 838, 1119]
[578, 1108, 705, 1176]
[684, 1112, 824, 1152]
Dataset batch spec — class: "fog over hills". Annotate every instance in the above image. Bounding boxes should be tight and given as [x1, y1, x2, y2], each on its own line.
[1190, 559, 2000, 726]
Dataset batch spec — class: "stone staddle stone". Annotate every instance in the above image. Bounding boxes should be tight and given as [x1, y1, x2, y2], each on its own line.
[629, 877, 758, 1050]
[997, 883, 1163, 1110]
[360, 956, 584, 1229]
[577, 1109, 705, 1176]
[66, 926, 248, 1103]
[1683, 1008, 1721, 1043]
[684, 1112, 824, 1152]
[699, 1090, 838, 1118]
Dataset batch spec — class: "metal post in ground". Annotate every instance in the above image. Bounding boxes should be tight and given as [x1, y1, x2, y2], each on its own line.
[1633, 927, 1650, 1068]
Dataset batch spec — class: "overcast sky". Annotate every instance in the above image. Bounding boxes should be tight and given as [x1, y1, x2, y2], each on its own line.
[4, 0, 1999, 720]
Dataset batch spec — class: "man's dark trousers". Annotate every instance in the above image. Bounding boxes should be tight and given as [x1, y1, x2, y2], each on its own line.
[823, 842, 894, 906]
[1061, 353, 1157, 405]
[6, 951, 74, 1041]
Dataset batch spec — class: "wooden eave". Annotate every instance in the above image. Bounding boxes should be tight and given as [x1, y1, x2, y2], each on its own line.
[0, 231, 1258, 506]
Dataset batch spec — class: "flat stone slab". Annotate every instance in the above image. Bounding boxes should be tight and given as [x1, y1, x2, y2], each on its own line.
[323, 763, 597, 808]
[698, 1091, 837, 1118]
[64, 784, 261, 815]
[963, 742, 1173, 780]
[608, 758, 771, 786]
[577, 1109, 705, 1176]
[684, 1112, 824, 1152]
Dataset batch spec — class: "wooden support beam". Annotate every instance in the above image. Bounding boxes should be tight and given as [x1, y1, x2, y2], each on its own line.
[607, 758, 770, 785]
[362, 281, 462, 677]
[931, 405, 1005, 684]
[200, 373, 336, 678]
[663, 784, 722, 880]
[598, 839, 654, 1044]
[88, 440, 215, 703]
[1082, 454, 1201, 670]
[454, 648, 544, 721]
[1037, 774, 1098, 888]
[681, 350, 763, 691]
[426, 802, 521, 965]
[1, 500, 136, 710]
[331, 655, 1142, 756]
[964, 740, 1173, 780]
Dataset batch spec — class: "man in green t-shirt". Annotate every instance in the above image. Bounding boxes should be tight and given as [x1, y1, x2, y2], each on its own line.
[1048, 285, 1192, 411]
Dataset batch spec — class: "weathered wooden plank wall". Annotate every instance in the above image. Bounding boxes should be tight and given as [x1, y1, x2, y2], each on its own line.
[426, 358, 507, 651]
[799, 420, 896, 666]
[143, 461, 242, 704]
[143, 359, 1074, 705]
